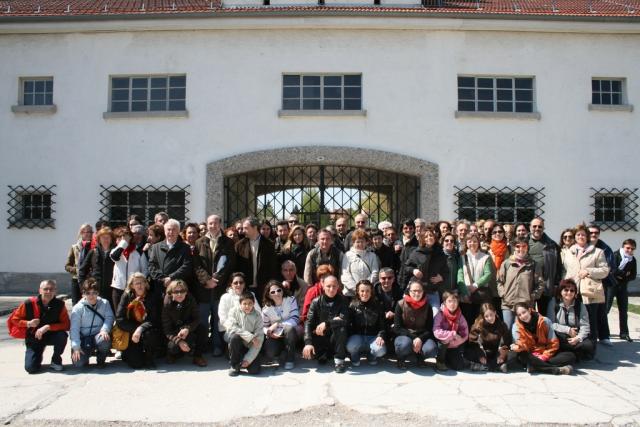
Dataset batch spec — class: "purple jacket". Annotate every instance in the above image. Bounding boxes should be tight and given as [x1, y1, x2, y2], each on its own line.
[433, 310, 468, 349]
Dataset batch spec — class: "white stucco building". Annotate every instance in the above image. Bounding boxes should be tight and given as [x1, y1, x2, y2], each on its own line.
[1, 0, 639, 291]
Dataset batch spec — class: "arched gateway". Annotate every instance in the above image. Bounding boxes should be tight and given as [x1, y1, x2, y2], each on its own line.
[206, 147, 439, 226]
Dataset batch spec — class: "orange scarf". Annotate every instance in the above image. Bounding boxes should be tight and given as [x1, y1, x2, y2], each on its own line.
[490, 240, 509, 270]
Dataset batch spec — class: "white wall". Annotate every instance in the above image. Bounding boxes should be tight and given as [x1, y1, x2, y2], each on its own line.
[1, 22, 639, 273]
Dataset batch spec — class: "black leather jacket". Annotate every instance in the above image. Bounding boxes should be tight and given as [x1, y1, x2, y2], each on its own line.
[304, 294, 349, 345]
[349, 299, 386, 339]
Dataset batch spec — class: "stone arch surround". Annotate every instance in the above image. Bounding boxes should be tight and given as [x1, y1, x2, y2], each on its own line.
[206, 146, 439, 222]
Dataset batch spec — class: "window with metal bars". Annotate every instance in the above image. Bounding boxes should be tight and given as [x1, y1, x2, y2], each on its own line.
[99, 185, 190, 227]
[282, 74, 362, 111]
[454, 186, 545, 223]
[591, 78, 625, 105]
[457, 76, 534, 113]
[591, 188, 638, 231]
[110, 75, 186, 113]
[20, 77, 54, 106]
[7, 185, 56, 229]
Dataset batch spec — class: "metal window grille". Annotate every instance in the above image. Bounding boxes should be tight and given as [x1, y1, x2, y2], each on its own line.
[99, 185, 190, 227]
[21, 78, 53, 106]
[454, 186, 545, 223]
[282, 74, 362, 111]
[457, 76, 534, 113]
[110, 75, 186, 113]
[7, 185, 56, 229]
[591, 187, 638, 231]
[592, 79, 624, 105]
[225, 165, 418, 228]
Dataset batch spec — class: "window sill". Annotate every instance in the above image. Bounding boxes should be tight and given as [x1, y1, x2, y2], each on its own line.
[454, 111, 541, 120]
[278, 109, 367, 118]
[103, 110, 189, 119]
[11, 105, 57, 114]
[588, 104, 633, 112]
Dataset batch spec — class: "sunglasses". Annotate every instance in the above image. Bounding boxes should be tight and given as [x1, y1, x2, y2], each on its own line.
[561, 288, 577, 293]
[172, 290, 187, 295]
[269, 288, 283, 295]
[443, 239, 455, 243]
[562, 235, 574, 240]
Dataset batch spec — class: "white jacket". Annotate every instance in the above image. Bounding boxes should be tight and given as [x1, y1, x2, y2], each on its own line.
[341, 248, 379, 297]
[110, 240, 148, 291]
[261, 296, 300, 334]
[218, 288, 261, 332]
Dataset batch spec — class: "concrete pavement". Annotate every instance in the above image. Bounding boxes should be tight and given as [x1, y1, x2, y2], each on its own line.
[1, 309, 639, 426]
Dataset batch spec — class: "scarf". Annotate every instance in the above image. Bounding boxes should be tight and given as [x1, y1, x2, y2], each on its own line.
[510, 253, 530, 267]
[522, 311, 539, 336]
[571, 243, 594, 260]
[490, 239, 509, 269]
[619, 248, 633, 270]
[403, 294, 427, 310]
[127, 297, 147, 323]
[122, 242, 136, 260]
[442, 306, 461, 332]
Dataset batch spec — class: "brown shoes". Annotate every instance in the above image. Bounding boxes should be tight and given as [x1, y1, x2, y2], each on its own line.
[193, 356, 208, 367]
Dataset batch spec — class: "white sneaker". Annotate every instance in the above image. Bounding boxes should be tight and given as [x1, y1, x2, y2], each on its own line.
[115, 351, 122, 360]
[50, 363, 64, 372]
[600, 339, 613, 346]
[284, 362, 295, 370]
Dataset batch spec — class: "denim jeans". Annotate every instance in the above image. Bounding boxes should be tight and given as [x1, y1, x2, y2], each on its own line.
[427, 292, 441, 317]
[394, 335, 437, 360]
[24, 331, 68, 374]
[502, 309, 515, 331]
[198, 296, 223, 353]
[346, 334, 387, 362]
[72, 333, 111, 368]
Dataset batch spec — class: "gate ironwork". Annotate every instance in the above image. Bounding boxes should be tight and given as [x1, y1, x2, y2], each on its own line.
[225, 165, 419, 228]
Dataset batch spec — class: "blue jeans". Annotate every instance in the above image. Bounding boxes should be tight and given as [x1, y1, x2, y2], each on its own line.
[346, 334, 387, 362]
[502, 309, 515, 331]
[198, 296, 223, 353]
[25, 331, 68, 374]
[72, 333, 111, 368]
[394, 335, 437, 359]
[427, 292, 441, 316]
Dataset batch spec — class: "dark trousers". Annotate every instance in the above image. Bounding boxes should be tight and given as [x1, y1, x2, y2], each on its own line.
[461, 302, 479, 329]
[24, 331, 68, 374]
[606, 284, 629, 336]
[123, 328, 161, 369]
[558, 335, 596, 361]
[437, 343, 467, 371]
[311, 324, 347, 361]
[167, 324, 208, 357]
[198, 296, 224, 353]
[112, 288, 124, 316]
[517, 351, 576, 374]
[228, 334, 261, 374]
[71, 278, 81, 305]
[465, 343, 506, 371]
[585, 302, 609, 341]
[537, 295, 552, 316]
[263, 326, 298, 363]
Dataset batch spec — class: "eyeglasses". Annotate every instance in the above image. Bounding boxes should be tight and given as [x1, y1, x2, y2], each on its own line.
[172, 290, 187, 295]
[562, 235, 574, 240]
[443, 239, 455, 243]
[84, 291, 98, 296]
[561, 288, 577, 293]
[269, 288, 283, 295]
[590, 231, 600, 236]
[492, 230, 504, 235]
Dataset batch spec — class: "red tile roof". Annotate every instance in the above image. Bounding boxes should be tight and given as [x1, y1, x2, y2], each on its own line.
[0, 0, 638, 18]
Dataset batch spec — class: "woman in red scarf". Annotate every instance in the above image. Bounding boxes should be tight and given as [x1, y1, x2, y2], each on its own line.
[392, 280, 437, 370]
[433, 291, 468, 371]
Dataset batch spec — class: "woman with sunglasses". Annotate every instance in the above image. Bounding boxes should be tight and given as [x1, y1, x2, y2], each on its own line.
[261, 280, 300, 370]
[218, 272, 261, 342]
[547, 279, 594, 361]
[559, 229, 575, 250]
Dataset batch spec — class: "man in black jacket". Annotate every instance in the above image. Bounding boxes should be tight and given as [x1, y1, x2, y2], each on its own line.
[193, 214, 236, 356]
[234, 216, 277, 299]
[302, 275, 349, 372]
[148, 219, 193, 299]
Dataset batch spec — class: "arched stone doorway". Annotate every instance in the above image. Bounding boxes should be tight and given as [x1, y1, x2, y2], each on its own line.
[206, 146, 439, 225]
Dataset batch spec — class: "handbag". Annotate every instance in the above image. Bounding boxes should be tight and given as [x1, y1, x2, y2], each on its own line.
[111, 325, 130, 351]
[465, 255, 491, 304]
[6, 297, 40, 339]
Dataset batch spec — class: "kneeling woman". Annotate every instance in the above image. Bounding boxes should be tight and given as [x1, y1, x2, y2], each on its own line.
[347, 280, 387, 366]
[225, 293, 264, 376]
[161, 280, 208, 367]
[433, 291, 469, 371]
[393, 280, 437, 370]
[510, 302, 575, 375]
[261, 280, 301, 370]
[115, 273, 160, 369]
[70, 278, 114, 368]
[547, 279, 595, 361]
[466, 303, 512, 372]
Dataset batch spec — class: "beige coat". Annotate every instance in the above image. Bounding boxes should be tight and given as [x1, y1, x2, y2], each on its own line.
[561, 245, 609, 304]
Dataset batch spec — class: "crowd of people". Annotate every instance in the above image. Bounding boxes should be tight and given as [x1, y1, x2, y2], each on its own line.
[9, 211, 637, 377]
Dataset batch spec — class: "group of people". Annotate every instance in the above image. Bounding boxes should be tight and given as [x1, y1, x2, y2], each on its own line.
[10, 211, 637, 377]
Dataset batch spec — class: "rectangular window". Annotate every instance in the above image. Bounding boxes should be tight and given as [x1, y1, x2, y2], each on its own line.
[7, 185, 56, 229]
[592, 188, 638, 231]
[110, 75, 186, 113]
[592, 78, 624, 105]
[457, 76, 534, 113]
[20, 77, 53, 106]
[282, 74, 362, 111]
[455, 186, 544, 223]
[99, 185, 189, 227]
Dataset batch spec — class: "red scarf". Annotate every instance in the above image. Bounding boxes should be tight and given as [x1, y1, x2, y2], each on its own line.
[490, 239, 509, 269]
[442, 306, 461, 332]
[403, 294, 427, 310]
[123, 242, 136, 260]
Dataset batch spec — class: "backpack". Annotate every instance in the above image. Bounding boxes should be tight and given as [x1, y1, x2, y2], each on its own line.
[7, 297, 40, 339]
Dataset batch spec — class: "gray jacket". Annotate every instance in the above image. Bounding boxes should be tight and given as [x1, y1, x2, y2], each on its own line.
[546, 297, 590, 342]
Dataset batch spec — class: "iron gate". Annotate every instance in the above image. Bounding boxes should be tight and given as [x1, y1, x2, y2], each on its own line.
[224, 165, 419, 227]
